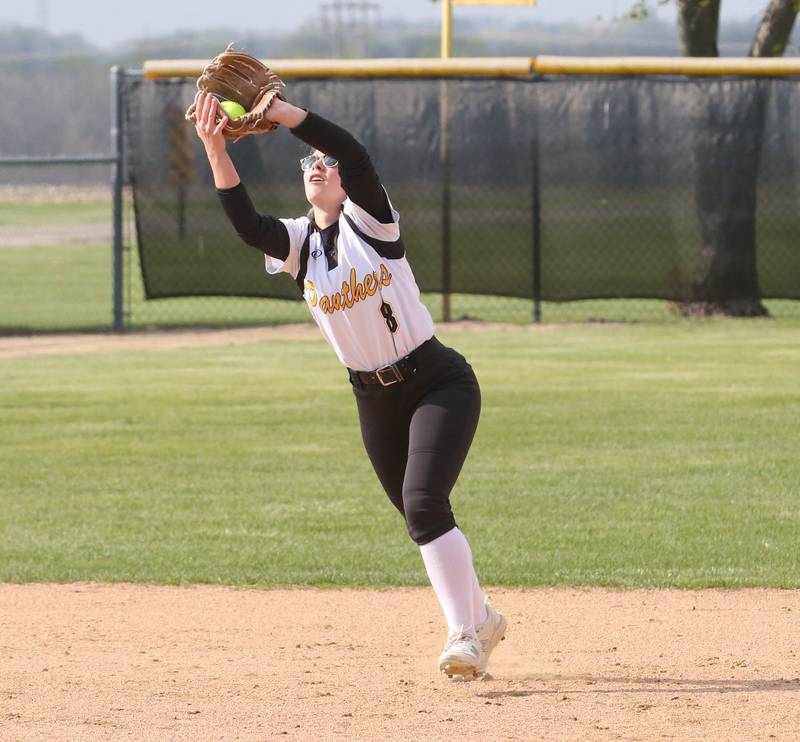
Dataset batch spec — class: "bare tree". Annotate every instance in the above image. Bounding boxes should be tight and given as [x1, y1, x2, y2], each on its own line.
[676, 0, 797, 315]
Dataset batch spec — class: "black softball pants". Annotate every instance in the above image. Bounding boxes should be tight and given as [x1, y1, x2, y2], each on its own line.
[350, 336, 481, 545]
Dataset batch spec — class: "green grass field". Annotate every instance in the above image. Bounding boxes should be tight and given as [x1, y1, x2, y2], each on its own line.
[0, 200, 109, 227]
[1, 322, 798, 588]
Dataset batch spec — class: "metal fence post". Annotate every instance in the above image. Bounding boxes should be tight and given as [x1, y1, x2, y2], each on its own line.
[440, 79, 452, 322]
[531, 98, 542, 325]
[111, 66, 125, 332]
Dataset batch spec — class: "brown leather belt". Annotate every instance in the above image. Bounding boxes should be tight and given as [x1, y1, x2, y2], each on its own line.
[348, 352, 419, 387]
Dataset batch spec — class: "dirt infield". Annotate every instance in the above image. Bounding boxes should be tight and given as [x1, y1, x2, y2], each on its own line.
[1, 585, 798, 741]
[0, 325, 321, 359]
[0, 222, 111, 248]
[0, 321, 558, 360]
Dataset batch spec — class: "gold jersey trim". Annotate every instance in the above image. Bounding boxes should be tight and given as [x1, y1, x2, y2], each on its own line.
[305, 264, 393, 315]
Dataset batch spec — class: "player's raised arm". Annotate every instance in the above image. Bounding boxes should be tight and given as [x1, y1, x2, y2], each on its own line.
[266, 99, 393, 224]
[193, 91, 239, 189]
[194, 92, 291, 261]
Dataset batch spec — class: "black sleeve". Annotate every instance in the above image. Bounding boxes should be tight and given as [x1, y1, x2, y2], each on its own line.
[216, 182, 290, 261]
[290, 111, 394, 224]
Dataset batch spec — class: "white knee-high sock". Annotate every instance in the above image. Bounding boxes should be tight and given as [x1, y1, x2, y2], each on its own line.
[471, 567, 488, 627]
[419, 527, 486, 634]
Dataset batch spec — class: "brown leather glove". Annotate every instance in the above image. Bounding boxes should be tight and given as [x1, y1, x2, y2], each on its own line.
[185, 44, 286, 141]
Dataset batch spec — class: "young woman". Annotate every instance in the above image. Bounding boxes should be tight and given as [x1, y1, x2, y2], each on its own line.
[193, 91, 506, 679]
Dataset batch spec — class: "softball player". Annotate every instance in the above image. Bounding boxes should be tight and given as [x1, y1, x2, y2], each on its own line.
[193, 91, 506, 679]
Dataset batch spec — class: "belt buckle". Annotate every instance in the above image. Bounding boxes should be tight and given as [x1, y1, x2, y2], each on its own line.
[375, 364, 402, 386]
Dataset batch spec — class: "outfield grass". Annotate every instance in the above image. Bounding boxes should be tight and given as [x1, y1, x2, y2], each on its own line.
[0, 243, 114, 331]
[0, 200, 110, 227]
[1, 323, 799, 588]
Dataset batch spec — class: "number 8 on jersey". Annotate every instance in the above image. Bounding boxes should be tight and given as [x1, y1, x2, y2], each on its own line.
[380, 301, 399, 333]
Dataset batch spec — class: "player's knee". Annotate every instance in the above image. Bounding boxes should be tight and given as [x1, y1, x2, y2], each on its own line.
[403, 492, 456, 545]
[407, 517, 457, 545]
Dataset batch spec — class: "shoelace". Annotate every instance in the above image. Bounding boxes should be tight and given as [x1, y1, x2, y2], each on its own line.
[445, 630, 479, 650]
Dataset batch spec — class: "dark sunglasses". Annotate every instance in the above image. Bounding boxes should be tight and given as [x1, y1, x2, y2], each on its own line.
[300, 154, 339, 171]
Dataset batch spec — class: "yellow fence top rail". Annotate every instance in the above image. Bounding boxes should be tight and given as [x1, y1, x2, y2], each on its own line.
[535, 55, 800, 76]
[143, 55, 800, 80]
[143, 57, 535, 79]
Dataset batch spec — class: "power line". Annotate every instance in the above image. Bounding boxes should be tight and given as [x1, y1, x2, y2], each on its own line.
[320, 1, 381, 57]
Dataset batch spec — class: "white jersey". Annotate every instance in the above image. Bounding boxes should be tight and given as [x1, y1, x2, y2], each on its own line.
[265, 193, 435, 371]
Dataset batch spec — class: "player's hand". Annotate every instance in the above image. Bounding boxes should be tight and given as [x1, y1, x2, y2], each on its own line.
[193, 91, 228, 154]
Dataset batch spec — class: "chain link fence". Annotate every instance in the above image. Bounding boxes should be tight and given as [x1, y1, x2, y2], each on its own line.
[2, 71, 799, 333]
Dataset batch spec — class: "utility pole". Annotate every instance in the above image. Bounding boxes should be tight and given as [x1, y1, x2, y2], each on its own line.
[320, 1, 381, 58]
[36, 0, 51, 57]
[439, 0, 537, 321]
[36, 0, 50, 31]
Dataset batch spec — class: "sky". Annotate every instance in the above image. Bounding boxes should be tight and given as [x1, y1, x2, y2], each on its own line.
[0, 1, 773, 48]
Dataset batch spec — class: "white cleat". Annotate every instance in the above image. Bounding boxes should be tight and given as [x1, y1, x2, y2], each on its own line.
[475, 600, 507, 673]
[438, 630, 483, 679]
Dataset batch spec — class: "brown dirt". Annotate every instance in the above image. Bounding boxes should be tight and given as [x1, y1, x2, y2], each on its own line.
[0, 325, 320, 359]
[0, 185, 111, 205]
[0, 222, 112, 248]
[0, 185, 113, 247]
[1, 584, 798, 741]
[0, 322, 558, 360]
